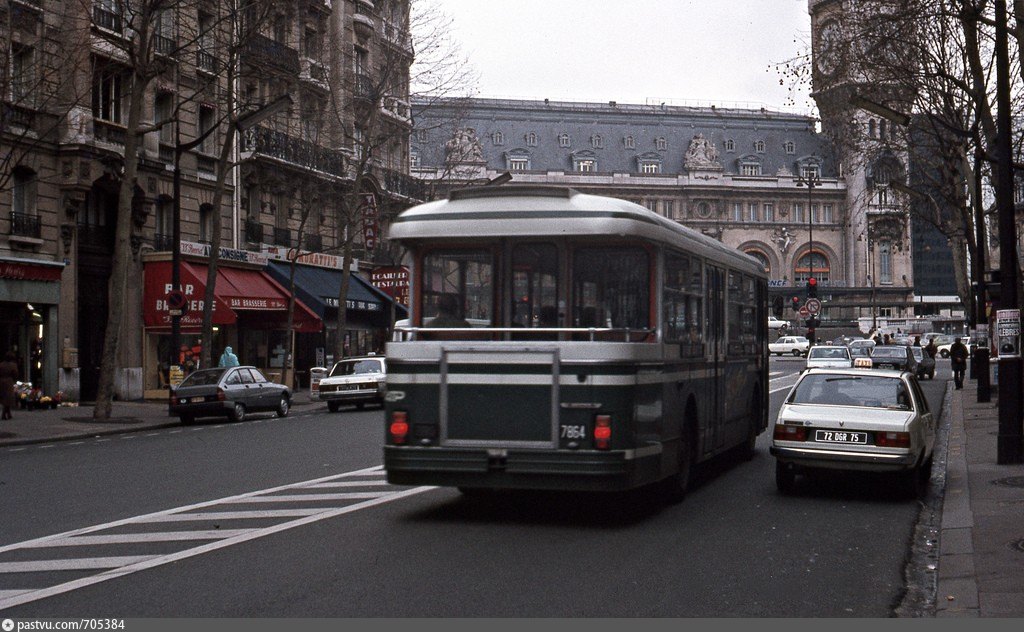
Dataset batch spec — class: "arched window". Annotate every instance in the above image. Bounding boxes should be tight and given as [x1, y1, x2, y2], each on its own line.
[558, 133, 570, 147]
[794, 251, 830, 284]
[879, 119, 888, 140]
[784, 141, 796, 154]
[754, 140, 765, 153]
[591, 134, 603, 149]
[655, 137, 667, 151]
[724, 139, 735, 152]
[492, 131, 504, 145]
[624, 135, 635, 149]
[746, 250, 771, 274]
[526, 132, 537, 146]
[868, 119, 876, 138]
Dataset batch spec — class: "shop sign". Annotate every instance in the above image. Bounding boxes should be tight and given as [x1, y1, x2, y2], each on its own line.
[768, 279, 787, 287]
[323, 297, 382, 312]
[0, 259, 63, 282]
[371, 266, 410, 306]
[169, 365, 184, 388]
[227, 297, 288, 310]
[263, 247, 351, 270]
[996, 309, 1021, 357]
[180, 241, 269, 265]
[361, 193, 379, 251]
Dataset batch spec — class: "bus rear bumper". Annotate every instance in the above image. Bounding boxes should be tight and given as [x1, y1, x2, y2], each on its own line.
[383, 445, 659, 491]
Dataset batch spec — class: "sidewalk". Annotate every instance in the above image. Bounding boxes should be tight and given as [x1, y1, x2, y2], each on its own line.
[1, 377, 1022, 616]
[0, 393, 321, 447]
[934, 374, 1024, 617]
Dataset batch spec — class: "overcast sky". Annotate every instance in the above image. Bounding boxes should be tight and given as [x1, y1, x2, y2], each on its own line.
[423, 0, 815, 113]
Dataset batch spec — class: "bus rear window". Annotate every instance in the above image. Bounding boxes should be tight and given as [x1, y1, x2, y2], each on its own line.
[572, 247, 649, 329]
[421, 249, 494, 327]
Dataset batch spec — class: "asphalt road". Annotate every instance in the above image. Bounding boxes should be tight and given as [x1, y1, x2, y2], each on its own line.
[0, 358, 949, 617]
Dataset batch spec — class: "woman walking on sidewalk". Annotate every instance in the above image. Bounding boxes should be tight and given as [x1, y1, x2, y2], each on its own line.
[0, 351, 18, 420]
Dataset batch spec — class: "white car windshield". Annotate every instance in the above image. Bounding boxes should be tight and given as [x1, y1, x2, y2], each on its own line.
[790, 374, 912, 410]
[808, 347, 849, 359]
[330, 359, 384, 377]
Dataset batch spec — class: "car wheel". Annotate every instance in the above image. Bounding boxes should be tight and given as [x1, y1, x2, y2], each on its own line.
[179, 415, 194, 425]
[792, 349, 802, 357]
[276, 395, 290, 418]
[776, 461, 797, 494]
[229, 402, 246, 423]
[327, 401, 340, 413]
[940, 349, 950, 358]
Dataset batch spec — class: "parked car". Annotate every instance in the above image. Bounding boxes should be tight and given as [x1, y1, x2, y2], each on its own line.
[768, 316, 790, 331]
[937, 336, 971, 359]
[805, 345, 853, 369]
[169, 366, 291, 424]
[911, 346, 936, 380]
[769, 336, 810, 357]
[771, 367, 936, 497]
[869, 345, 919, 374]
[318, 355, 387, 412]
[848, 338, 876, 352]
[848, 345, 872, 362]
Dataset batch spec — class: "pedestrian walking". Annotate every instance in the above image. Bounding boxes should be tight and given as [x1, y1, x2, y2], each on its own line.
[950, 337, 969, 389]
[925, 338, 938, 360]
[0, 352, 19, 420]
[218, 346, 240, 368]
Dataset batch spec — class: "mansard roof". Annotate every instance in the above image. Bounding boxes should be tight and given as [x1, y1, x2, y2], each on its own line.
[411, 97, 837, 177]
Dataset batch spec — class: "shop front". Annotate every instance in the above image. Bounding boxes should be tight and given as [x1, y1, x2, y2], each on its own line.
[142, 258, 321, 399]
[266, 260, 406, 386]
[0, 257, 63, 400]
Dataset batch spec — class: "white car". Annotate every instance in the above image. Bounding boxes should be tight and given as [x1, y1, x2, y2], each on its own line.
[804, 345, 853, 369]
[937, 336, 971, 359]
[769, 336, 810, 357]
[770, 368, 935, 497]
[318, 355, 387, 412]
[768, 316, 790, 331]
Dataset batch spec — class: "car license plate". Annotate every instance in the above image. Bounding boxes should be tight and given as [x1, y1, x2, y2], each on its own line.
[814, 430, 868, 444]
[191, 396, 204, 403]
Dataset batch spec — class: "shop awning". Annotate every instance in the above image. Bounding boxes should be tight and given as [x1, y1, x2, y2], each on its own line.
[266, 261, 407, 319]
[143, 261, 322, 332]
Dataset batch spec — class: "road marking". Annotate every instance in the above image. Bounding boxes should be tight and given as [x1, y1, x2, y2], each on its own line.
[19, 531, 255, 547]
[0, 465, 434, 611]
[0, 556, 156, 573]
[303, 481, 392, 489]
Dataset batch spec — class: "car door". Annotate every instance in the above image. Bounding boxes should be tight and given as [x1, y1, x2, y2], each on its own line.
[249, 368, 276, 409]
[236, 368, 261, 409]
[222, 369, 244, 404]
[908, 376, 935, 454]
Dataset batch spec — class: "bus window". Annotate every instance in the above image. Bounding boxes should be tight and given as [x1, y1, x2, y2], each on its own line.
[664, 252, 703, 354]
[421, 249, 494, 329]
[511, 243, 559, 327]
[572, 247, 649, 331]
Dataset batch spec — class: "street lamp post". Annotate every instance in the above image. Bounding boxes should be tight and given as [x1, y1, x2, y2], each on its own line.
[168, 95, 294, 386]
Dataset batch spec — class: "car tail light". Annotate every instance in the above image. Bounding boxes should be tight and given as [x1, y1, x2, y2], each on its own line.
[773, 424, 807, 441]
[390, 411, 409, 445]
[875, 431, 911, 448]
[216, 388, 226, 401]
[593, 414, 612, 450]
[170, 394, 178, 406]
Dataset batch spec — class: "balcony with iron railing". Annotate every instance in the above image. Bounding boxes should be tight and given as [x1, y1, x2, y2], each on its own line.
[2, 101, 35, 129]
[354, 73, 374, 100]
[155, 34, 176, 57]
[380, 96, 411, 125]
[381, 19, 413, 54]
[300, 57, 329, 88]
[243, 33, 300, 74]
[353, 0, 376, 40]
[367, 164, 424, 201]
[303, 232, 323, 252]
[245, 218, 264, 244]
[240, 125, 346, 179]
[9, 212, 41, 239]
[273, 226, 292, 247]
[92, 5, 122, 33]
[196, 49, 216, 73]
[152, 233, 174, 252]
[93, 119, 126, 146]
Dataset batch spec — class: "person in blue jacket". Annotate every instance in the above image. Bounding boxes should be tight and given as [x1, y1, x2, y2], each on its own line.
[218, 346, 240, 368]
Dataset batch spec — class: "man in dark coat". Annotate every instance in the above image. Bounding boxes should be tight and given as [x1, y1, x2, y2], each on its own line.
[950, 338, 969, 389]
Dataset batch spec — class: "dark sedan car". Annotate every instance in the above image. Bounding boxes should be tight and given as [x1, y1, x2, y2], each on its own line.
[169, 366, 291, 424]
[870, 345, 919, 374]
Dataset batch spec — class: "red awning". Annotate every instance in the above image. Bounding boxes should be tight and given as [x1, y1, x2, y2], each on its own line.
[143, 261, 322, 333]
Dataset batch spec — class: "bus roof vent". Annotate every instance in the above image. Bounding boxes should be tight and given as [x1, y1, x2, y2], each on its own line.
[448, 185, 577, 202]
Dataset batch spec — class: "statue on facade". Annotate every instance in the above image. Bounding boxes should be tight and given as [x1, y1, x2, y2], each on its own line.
[684, 133, 721, 170]
[773, 227, 793, 254]
[445, 127, 485, 164]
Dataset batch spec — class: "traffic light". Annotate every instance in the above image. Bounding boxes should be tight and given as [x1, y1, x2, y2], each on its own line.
[791, 296, 800, 313]
[806, 277, 818, 299]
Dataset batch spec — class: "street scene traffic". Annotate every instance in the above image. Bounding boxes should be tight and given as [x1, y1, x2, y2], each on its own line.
[3, 0, 1024, 621]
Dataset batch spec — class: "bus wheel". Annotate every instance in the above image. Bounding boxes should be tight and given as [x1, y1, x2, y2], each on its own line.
[664, 425, 695, 503]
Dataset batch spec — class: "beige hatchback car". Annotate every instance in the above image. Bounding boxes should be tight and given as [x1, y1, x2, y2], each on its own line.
[771, 367, 935, 497]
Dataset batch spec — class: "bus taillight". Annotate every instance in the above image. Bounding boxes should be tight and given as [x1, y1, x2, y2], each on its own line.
[390, 411, 410, 444]
[593, 414, 612, 450]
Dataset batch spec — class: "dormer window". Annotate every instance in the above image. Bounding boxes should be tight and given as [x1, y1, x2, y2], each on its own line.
[526, 132, 537, 146]
[558, 133, 570, 147]
[624, 135, 635, 149]
[572, 150, 597, 172]
[506, 149, 531, 171]
[784, 141, 796, 154]
[591, 134, 603, 149]
[724, 139, 735, 152]
[754, 140, 766, 153]
[655, 137, 667, 151]
[492, 131, 504, 145]
[737, 155, 762, 176]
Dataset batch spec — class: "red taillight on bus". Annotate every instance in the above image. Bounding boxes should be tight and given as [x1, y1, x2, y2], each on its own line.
[773, 424, 807, 442]
[875, 431, 910, 448]
[390, 411, 410, 445]
[593, 414, 612, 450]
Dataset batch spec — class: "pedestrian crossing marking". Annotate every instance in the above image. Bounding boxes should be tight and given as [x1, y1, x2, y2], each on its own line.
[0, 465, 435, 611]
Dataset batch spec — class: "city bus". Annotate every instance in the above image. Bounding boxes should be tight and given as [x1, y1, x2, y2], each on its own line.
[382, 185, 768, 499]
